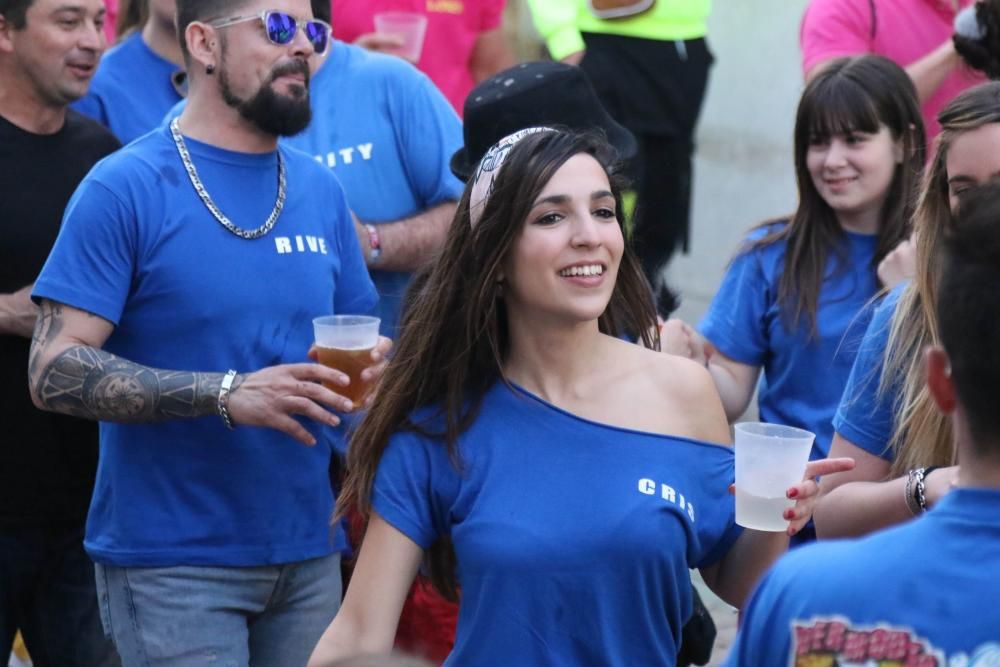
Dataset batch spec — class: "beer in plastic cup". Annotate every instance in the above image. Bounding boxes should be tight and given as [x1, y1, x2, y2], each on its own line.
[373, 12, 428, 63]
[734, 422, 814, 531]
[312, 315, 380, 408]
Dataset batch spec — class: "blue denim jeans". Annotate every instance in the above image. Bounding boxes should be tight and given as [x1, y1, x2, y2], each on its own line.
[95, 553, 342, 667]
[0, 521, 120, 667]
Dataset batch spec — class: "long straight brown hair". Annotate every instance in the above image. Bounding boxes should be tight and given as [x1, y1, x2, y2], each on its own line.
[752, 55, 925, 335]
[338, 131, 658, 599]
[882, 82, 1000, 475]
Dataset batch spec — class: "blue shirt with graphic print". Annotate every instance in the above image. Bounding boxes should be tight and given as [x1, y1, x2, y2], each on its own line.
[726, 489, 1000, 665]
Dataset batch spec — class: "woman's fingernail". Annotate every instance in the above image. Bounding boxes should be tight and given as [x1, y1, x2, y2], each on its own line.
[787, 488, 799, 499]
[784, 509, 794, 520]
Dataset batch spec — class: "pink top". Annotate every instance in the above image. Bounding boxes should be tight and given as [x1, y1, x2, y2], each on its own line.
[330, 0, 506, 115]
[801, 0, 984, 141]
[103, 0, 118, 43]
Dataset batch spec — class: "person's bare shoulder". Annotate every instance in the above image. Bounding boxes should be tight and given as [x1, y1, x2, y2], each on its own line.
[607, 338, 731, 445]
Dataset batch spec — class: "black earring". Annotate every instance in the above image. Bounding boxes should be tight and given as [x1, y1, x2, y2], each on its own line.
[206, 64, 215, 75]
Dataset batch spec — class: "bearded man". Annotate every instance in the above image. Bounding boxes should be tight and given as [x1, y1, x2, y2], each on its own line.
[28, 0, 386, 664]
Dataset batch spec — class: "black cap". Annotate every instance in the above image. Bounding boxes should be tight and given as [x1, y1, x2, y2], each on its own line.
[450, 61, 638, 181]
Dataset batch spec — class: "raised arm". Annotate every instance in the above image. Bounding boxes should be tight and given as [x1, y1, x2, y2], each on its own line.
[308, 512, 423, 665]
[28, 299, 376, 445]
[902, 39, 961, 105]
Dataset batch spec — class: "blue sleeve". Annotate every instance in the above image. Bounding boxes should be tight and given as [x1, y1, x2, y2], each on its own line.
[723, 562, 796, 666]
[391, 69, 465, 206]
[371, 431, 457, 549]
[698, 246, 771, 366]
[32, 177, 136, 324]
[326, 175, 379, 317]
[832, 286, 904, 460]
[71, 92, 110, 128]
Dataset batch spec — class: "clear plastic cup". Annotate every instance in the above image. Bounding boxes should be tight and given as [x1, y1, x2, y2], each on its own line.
[312, 315, 380, 408]
[734, 422, 815, 531]
[373, 11, 428, 63]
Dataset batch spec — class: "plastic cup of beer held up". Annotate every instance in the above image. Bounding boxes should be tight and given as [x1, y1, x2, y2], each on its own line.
[373, 11, 428, 63]
[312, 315, 381, 409]
[734, 422, 815, 532]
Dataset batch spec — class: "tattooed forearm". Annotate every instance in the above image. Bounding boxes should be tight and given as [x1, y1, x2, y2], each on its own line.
[29, 300, 63, 378]
[33, 345, 233, 422]
[29, 299, 245, 423]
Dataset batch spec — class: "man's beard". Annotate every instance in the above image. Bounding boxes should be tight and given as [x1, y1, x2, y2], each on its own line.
[219, 59, 312, 137]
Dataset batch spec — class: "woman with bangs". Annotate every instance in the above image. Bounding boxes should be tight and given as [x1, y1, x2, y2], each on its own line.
[664, 55, 926, 542]
[815, 82, 1000, 538]
[308, 129, 849, 666]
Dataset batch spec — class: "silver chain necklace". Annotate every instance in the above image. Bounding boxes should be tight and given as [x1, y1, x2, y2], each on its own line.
[169, 118, 286, 240]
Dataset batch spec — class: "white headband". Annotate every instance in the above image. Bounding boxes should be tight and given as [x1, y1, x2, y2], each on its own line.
[469, 127, 556, 227]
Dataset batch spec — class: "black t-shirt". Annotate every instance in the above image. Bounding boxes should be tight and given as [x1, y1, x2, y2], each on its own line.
[0, 110, 120, 525]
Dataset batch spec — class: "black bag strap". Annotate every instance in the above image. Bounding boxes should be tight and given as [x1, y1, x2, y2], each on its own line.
[869, 0, 878, 41]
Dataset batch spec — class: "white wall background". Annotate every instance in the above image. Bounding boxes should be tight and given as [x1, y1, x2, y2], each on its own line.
[668, 0, 811, 324]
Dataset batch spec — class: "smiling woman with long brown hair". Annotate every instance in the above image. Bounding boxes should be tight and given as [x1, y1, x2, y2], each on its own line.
[663, 57, 926, 537]
[308, 128, 850, 667]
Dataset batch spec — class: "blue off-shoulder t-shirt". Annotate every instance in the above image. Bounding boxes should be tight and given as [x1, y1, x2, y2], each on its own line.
[373, 382, 742, 666]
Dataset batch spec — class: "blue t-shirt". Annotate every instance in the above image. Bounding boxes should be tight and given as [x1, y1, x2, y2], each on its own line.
[699, 224, 878, 459]
[33, 125, 378, 567]
[374, 382, 743, 666]
[285, 42, 464, 337]
[725, 488, 1000, 665]
[73, 33, 183, 144]
[833, 283, 907, 461]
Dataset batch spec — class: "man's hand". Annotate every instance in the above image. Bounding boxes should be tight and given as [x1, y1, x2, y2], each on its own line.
[0, 285, 38, 338]
[307, 336, 393, 409]
[226, 363, 358, 446]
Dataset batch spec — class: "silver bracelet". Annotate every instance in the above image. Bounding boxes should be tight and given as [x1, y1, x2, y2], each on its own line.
[904, 468, 923, 516]
[914, 467, 930, 513]
[218, 369, 238, 430]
